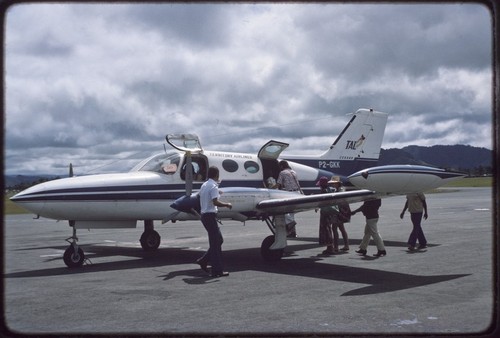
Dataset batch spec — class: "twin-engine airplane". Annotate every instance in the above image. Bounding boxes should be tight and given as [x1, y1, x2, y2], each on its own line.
[10, 108, 465, 267]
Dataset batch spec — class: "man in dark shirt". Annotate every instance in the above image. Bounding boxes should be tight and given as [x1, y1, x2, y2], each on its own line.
[351, 199, 386, 257]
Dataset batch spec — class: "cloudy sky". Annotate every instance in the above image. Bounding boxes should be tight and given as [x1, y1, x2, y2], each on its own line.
[4, 2, 492, 176]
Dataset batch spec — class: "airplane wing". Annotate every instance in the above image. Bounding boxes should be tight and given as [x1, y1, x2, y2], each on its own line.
[256, 189, 380, 215]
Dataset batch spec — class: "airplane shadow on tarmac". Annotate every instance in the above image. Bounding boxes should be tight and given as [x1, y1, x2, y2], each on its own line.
[5, 239, 469, 296]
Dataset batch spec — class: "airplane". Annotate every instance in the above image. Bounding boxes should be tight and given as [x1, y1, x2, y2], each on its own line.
[9, 108, 466, 268]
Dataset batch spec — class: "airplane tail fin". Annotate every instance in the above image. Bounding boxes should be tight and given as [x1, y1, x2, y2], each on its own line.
[283, 108, 388, 177]
[320, 108, 388, 163]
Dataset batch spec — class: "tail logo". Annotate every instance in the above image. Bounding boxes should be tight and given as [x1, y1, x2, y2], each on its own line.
[346, 135, 366, 150]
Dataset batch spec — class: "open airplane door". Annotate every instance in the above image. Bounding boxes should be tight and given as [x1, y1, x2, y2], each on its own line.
[258, 140, 289, 160]
[166, 133, 203, 153]
[258, 140, 290, 188]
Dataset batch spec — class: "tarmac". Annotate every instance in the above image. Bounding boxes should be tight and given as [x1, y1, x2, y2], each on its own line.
[2, 187, 497, 337]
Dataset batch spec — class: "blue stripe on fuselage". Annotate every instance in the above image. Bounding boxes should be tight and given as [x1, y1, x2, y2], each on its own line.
[14, 171, 354, 203]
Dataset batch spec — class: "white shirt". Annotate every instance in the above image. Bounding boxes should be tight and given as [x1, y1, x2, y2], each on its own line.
[199, 178, 219, 214]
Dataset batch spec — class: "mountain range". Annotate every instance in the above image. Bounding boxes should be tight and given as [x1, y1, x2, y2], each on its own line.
[378, 145, 492, 171]
[4, 144, 493, 189]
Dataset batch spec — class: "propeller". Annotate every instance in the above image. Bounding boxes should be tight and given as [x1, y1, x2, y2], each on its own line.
[163, 134, 203, 223]
[184, 151, 193, 196]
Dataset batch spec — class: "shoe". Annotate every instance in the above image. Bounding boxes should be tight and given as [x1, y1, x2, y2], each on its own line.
[211, 271, 229, 277]
[322, 249, 335, 255]
[408, 246, 417, 251]
[340, 246, 350, 251]
[417, 245, 427, 250]
[373, 250, 387, 257]
[355, 249, 367, 255]
[196, 259, 209, 273]
[287, 232, 297, 238]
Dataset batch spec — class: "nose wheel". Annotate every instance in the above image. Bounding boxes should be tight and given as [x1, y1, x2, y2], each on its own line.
[63, 222, 85, 268]
[63, 244, 85, 268]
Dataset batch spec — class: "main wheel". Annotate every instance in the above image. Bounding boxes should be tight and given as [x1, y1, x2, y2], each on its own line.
[140, 230, 161, 251]
[63, 245, 85, 268]
[261, 235, 284, 261]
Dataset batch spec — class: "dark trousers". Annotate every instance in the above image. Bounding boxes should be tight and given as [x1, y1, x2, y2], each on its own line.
[408, 212, 427, 247]
[199, 213, 224, 274]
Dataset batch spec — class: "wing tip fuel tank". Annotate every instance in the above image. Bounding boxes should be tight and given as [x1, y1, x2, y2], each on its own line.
[348, 165, 467, 194]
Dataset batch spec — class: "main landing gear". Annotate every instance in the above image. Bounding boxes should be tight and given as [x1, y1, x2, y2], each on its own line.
[260, 215, 287, 261]
[62, 220, 161, 268]
[140, 220, 161, 251]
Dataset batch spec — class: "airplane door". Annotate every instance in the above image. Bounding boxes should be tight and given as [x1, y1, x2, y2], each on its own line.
[258, 140, 289, 160]
[258, 140, 289, 187]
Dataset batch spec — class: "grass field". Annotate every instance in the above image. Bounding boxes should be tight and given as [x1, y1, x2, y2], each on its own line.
[3, 177, 493, 215]
[4, 193, 31, 215]
[443, 176, 493, 188]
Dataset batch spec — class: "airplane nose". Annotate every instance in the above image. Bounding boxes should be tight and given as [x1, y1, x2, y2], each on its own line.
[9, 182, 49, 215]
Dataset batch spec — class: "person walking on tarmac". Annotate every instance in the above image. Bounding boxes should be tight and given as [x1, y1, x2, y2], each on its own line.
[400, 193, 429, 251]
[196, 166, 232, 277]
[351, 198, 386, 257]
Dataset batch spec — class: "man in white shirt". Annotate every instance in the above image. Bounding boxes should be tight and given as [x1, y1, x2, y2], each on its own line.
[196, 166, 232, 277]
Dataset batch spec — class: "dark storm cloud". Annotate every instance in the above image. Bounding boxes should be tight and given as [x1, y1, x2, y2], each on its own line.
[4, 3, 492, 175]
[296, 4, 490, 81]
[124, 4, 233, 48]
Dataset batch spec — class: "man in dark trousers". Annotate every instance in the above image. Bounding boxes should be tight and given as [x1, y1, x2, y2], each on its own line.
[400, 193, 429, 251]
[351, 198, 386, 257]
[196, 166, 232, 277]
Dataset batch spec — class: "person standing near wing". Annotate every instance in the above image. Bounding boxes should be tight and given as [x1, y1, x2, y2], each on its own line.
[329, 177, 350, 252]
[316, 176, 336, 254]
[273, 160, 302, 238]
[196, 166, 232, 277]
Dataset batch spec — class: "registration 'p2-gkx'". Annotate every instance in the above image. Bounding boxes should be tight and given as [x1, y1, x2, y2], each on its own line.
[10, 109, 465, 267]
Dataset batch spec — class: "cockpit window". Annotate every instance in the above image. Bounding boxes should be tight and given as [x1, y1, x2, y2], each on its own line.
[131, 152, 181, 174]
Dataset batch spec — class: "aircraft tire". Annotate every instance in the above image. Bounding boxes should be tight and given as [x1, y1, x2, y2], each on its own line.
[261, 235, 284, 261]
[140, 230, 161, 251]
[63, 245, 85, 268]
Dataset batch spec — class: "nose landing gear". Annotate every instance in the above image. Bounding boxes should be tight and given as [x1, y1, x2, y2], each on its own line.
[63, 222, 85, 268]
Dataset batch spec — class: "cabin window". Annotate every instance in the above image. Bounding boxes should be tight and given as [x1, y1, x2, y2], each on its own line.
[222, 159, 239, 173]
[244, 161, 260, 174]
